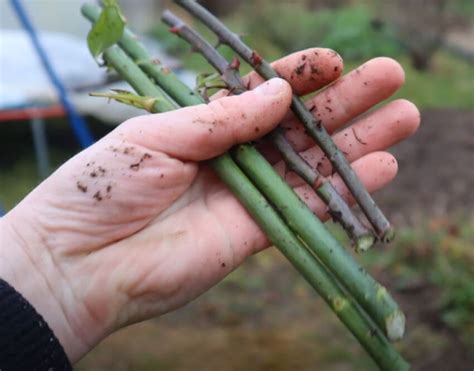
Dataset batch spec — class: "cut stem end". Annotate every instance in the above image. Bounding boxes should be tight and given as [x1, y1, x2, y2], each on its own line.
[386, 310, 406, 342]
[355, 234, 376, 253]
[382, 227, 396, 244]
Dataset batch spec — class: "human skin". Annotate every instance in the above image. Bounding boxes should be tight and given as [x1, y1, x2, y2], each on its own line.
[0, 49, 420, 363]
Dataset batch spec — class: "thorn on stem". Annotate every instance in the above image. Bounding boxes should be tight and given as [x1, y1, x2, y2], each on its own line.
[229, 56, 240, 70]
[250, 51, 262, 66]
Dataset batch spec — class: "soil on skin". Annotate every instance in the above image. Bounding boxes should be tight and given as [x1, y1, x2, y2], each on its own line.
[77, 109, 474, 371]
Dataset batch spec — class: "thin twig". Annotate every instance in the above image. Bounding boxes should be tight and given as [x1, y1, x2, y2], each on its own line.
[174, 0, 394, 243]
[161, 10, 374, 252]
[162, 8, 405, 342]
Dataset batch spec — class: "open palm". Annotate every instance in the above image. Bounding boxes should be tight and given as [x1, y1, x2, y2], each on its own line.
[0, 49, 420, 362]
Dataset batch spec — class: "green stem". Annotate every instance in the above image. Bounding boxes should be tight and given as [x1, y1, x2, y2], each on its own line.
[103, 45, 177, 112]
[174, 0, 394, 243]
[233, 143, 405, 341]
[271, 129, 375, 252]
[82, 3, 202, 107]
[214, 155, 409, 371]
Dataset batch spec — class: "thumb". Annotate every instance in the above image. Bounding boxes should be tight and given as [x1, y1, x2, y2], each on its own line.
[117, 78, 292, 161]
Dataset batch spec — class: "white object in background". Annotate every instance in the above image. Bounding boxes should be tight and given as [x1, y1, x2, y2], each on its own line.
[0, 29, 106, 108]
[0, 30, 196, 122]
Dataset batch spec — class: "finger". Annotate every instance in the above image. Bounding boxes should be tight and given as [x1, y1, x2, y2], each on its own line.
[294, 99, 420, 179]
[295, 151, 398, 220]
[117, 78, 292, 161]
[211, 48, 343, 100]
[283, 57, 406, 152]
[244, 48, 343, 95]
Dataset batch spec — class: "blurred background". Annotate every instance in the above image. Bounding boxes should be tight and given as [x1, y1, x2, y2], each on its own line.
[1, 0, 473, 369]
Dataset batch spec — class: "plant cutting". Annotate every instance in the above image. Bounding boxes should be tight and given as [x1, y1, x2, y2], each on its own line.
[81, 1, 410, 368]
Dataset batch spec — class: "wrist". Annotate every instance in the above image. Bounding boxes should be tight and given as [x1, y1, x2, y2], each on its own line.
[0, 213, 89, 363]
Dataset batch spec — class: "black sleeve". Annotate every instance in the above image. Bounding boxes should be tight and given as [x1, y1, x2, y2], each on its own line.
[0, 279, 72, 371]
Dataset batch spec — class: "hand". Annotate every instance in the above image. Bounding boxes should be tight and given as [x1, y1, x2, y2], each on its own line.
[0, 49, 420, 362]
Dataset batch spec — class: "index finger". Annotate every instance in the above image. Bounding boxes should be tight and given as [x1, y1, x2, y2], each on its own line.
[243, 48, 344, 95]
[212, 48, 343, 99]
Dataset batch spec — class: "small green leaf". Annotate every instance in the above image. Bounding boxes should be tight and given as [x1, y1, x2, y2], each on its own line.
[195, 72, 228, 101]
[89, 90, 161, 112]
[196, 72, 222, 89]
[87, 1, 126, 58]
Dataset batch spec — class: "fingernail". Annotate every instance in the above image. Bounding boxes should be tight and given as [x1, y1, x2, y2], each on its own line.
[254, 78, 287, 96]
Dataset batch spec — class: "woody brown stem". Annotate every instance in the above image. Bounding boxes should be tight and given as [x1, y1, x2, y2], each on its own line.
[162, 9, 374, 252]
[161, 8, 406, 342]
[174, 0, 394, 243]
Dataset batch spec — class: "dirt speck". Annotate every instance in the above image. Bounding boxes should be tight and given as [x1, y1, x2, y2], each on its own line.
[130, 163, 140, 171]
[294, 62, 306, 75]
[76, 181, 88, 193]
[310, 65, 320, 75]
[93, 191, 103, 201]
[123, 146, 135, 155]
[141, 153, 152, 161]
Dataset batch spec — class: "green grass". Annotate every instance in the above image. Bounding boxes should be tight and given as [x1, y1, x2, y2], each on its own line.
[341, 52, 474, 109]
[391, 53, 474, 109]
